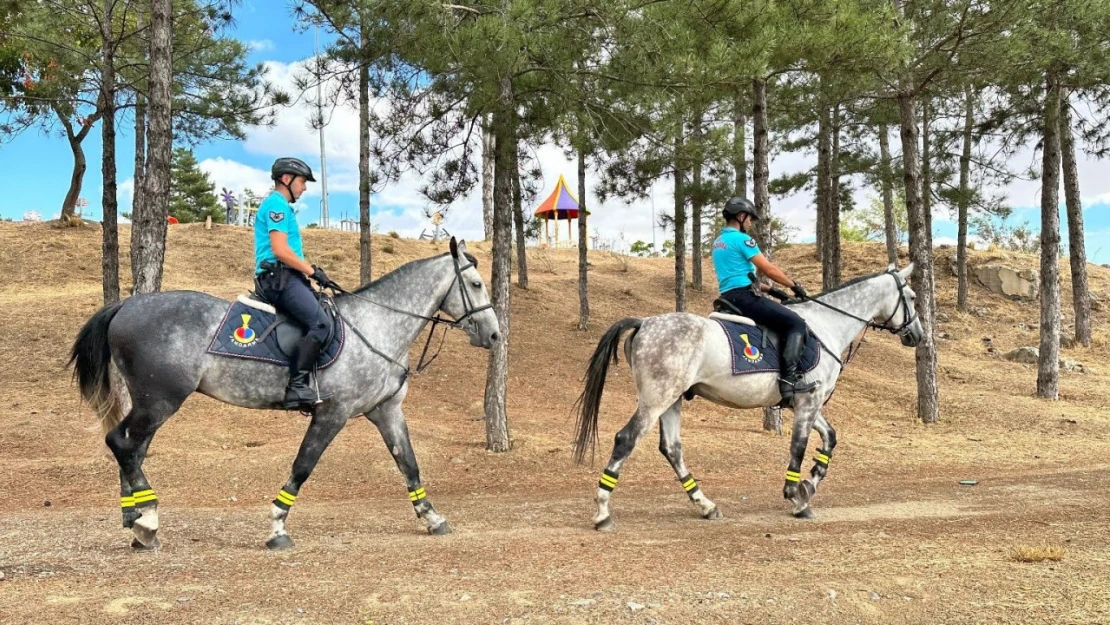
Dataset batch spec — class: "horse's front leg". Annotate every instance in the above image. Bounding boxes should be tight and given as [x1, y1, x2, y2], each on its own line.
[803, 410, 837, 495]
[782, 397, 822, 518]
[366, 390, 450, 535]
[266, 406, 348, 549]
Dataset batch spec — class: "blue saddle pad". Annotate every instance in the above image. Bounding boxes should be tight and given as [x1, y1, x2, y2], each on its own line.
[714, 319, 821, 376]
[206, 301, 344, 369]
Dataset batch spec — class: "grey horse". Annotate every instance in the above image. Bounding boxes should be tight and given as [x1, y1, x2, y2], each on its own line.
[573, 263, 924, 529]
[70, 238, 499, 549]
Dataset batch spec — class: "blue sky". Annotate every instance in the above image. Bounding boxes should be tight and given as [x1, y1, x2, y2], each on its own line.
[2, 4, 1108, 264]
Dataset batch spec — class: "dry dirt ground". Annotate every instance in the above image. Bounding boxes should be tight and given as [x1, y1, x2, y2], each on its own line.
[1, 221, 1109, 625]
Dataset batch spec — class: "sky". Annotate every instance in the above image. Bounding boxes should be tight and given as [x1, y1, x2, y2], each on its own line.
[3, 3, 1108, 265]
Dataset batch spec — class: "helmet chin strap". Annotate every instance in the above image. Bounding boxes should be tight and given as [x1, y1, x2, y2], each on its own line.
[276, 176, 297, 204]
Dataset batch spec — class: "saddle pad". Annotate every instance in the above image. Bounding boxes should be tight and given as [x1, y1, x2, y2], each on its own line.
[714, 319, 821, 376]
[206, 300, 344, 369]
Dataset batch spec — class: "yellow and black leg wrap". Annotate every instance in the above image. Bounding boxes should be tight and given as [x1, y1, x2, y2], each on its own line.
[408, 486, 427, 507]
[598, 469, 619, 492]
[678, 473, 700, 498]
[814, 449, 831, 469]
[273, 488, 298, 511]
[120, 494, 135, 511]
[784, 470, 802, 484]
[130, 488, 158, 508]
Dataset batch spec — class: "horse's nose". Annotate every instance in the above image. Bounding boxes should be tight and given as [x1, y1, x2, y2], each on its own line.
[489, 331, 500, 343]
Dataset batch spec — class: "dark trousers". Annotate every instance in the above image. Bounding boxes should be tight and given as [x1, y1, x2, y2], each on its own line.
[720, 288, 807, 338]
[259, 268, 331, 347]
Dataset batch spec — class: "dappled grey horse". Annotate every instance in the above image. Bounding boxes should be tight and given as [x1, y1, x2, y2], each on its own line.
[70, 238, 499, 549]
[573, 263, 923, 529]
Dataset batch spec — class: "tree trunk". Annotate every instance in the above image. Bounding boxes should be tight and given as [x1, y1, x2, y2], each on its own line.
[922, 99, 933, 239]
[100, 0, 119, 304]
[1037, 74, 1062, 400]
[957, 87, 973, 312]
[898, 87, 939, 424]
[359, 26, 372, 285]
[733, 90, 748, 197]
[132, 0, 172, 294]
[691, 113, 703, 291]
[823, 103, 842, 289]
[879, 125, 897, 265]
[752, 78, 779, 432]
[482, 115, 495, 241]
[1060, 92, 1091, 347]
[511, 135, 527, 288]
[815, 104, 831, 263]
[58, 115, 88, 225]
[673, 131, 686, 313]
[752, 78, 772, 253]
[577, 147, 589, 330]
[133, 94, 147, 232]
[483, 77, 513, 453]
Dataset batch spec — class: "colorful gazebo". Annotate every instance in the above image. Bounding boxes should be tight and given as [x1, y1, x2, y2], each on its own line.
[534, 174, 590, 248]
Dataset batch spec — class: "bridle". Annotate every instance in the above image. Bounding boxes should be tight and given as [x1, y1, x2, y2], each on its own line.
[802, 271, 918, 339]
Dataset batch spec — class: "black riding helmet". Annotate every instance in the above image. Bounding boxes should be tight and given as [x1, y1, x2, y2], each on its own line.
[723, 196, 759, 221]
[271, 157, 316, 203]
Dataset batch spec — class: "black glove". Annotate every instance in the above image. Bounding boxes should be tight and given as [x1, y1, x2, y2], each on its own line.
[791, 282, 808, 299]
[310, 265, 342, 291]
[768, 288, 791, 302]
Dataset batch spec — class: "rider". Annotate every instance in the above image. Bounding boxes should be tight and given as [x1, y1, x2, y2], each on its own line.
[254, 157, 340, 411]
[711, 196, 816, 400]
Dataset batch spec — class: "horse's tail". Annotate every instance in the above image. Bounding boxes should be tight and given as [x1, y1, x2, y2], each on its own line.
[572, 317, 643, 465]
[68, 301, 127, 437]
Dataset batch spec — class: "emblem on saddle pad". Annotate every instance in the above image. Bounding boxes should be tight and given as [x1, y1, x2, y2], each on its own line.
[738, 333, 762, 363]
[231, 313, 258, 346]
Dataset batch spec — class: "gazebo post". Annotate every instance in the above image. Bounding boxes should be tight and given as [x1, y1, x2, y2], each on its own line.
[555, 212, 560, 248]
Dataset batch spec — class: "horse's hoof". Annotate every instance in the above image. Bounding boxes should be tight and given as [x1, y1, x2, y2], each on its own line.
[130, 536, 161, 550]
[703, 506, 723, 520]
[265, 534, 295, 550]
[595, 517, 615, 532]
[131, 525, 159, 548]
[122, 510, 140, 529]
[429, 521, 452, 536]
[792, 506, 815, 519]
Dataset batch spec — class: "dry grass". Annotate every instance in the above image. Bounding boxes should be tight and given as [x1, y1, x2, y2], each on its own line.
[1010, 544, 1068, 563]
[1, 225, 1109, 624]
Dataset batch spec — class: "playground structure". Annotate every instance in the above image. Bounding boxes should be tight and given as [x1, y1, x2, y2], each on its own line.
[534, 174, 589, 249]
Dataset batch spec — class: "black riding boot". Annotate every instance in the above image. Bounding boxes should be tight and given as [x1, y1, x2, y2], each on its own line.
[283, 335, 333, 410]
[778, 332, 817, 400]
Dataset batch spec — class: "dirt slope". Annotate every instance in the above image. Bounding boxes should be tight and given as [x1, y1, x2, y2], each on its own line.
[0, 221, 1108, 625]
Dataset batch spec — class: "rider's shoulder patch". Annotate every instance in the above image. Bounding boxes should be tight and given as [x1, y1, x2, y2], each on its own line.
[269, 210, 285, 223]
[744, 238, 757, 248]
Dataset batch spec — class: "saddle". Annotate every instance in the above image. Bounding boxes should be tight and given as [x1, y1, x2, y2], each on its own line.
[707, 298, 821, 377]
[205, 292, 345, 369]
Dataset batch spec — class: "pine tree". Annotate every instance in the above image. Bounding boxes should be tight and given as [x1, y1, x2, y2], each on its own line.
[168, 147, 223, 224]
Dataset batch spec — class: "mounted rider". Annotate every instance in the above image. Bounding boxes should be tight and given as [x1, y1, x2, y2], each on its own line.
[254, 157, 342, 411]
[710, 196, 815, 401]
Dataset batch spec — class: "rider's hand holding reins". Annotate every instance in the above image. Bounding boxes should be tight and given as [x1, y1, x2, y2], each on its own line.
[791, 282, 808, 299]
[310, 266, 343, 292]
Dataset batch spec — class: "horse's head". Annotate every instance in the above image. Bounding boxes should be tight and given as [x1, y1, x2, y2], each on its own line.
[439, 237, 500, 349]
[875, 263, 923, 347]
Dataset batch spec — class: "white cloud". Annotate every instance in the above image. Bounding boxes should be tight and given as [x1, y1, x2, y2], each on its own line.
[247, 39, 274, 52]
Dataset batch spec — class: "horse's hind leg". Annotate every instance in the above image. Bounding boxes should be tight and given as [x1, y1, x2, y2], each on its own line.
[658, 403, 720, 520]
[802, 410, 836, 496]
[105, 396, 187, 549]
[366, 390, 450, 535]
[593, 404, 662, 532]
[265, 406, 348, 550]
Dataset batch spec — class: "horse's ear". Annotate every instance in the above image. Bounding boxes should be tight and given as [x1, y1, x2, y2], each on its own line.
[449, 236, 459, 259]
[898, 262, 915, 279]
[887, 262, 897, 272]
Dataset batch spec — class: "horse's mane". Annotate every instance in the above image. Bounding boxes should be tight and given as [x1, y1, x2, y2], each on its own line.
[348, 251, 479, 295]
[813, 270, 889, 297]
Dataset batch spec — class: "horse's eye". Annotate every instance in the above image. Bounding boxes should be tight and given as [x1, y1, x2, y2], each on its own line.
[471, 281, 481, 288]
